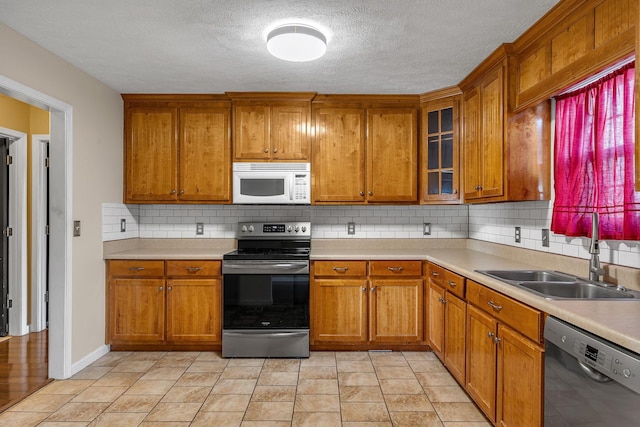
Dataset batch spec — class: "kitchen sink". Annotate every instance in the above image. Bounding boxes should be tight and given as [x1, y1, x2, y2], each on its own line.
[516, 281, 636, 299]
[475, 269, 639, 300]
[480, 270, 576, 283]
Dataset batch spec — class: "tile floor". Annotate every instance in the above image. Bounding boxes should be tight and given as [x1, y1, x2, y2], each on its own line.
[0, 350, 491, 426]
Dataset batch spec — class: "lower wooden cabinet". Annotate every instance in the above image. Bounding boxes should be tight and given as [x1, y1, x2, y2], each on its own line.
[311, 260, 423, 347]
[106, 259, 222, 349]
[465, 281, 544, 426]
[426, 262, 466, 384]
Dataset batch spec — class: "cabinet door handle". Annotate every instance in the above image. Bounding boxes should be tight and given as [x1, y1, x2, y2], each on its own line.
[170, 189, 176, 194]
[368, 191, 373, 196]
[167, 286, 172, 291]
[360, 191, 365, 196]
[387, 267, 404, 272]
[179, 190, 184, 195]
[488, 332, 495, 338]
[273, 148, 278, 153]
[439, 297, 447, 304]
[494, 336, 501, 344]
[447, 280, 457, 287]
[488, 301, 503, 312]
[362, 287, 367, 292]
[332, 267, 349, 272]
[431, 271, 439, 277]
[371, 287, 376, 292]
[453, 189, 458, 194]
[129, 267, 145, 271]
[158, 286, 163, 291]
[186, 267, 202, 272]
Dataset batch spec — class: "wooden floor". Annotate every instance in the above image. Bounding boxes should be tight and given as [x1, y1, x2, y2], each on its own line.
[0, 331, 50, 413]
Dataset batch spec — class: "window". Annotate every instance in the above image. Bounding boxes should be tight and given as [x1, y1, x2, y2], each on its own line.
[551, 61, 639, 240]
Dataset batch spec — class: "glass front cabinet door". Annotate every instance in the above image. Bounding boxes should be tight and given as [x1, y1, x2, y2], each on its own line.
[420, 91, 461, 204]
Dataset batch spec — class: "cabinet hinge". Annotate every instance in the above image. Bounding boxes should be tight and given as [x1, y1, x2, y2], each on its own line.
[4, 227, 12, 237]
[45, 225, 50, 236]
[5, 155, 12, 165]
[44, 292, 49, 303]
[45, 157, 50, 168]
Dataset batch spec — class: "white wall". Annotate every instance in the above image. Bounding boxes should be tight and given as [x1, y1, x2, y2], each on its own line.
[0, 23, 123, 364]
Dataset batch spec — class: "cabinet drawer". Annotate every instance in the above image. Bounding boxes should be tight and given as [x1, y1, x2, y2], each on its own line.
[108, 260, 165, 277]
[467, 280, 542, 343]
[166, 260, 221, 277]
[369, 260, 422, 276]
[313, 261, 367, 277]
[426, 262, 445, 286]
[443, 269, 465, 299]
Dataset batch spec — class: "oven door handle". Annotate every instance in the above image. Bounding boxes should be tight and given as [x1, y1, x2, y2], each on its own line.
[224, 331, 308, 338]
[223, 262, 308, 270]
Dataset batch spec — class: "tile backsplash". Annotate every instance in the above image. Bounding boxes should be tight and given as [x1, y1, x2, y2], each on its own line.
[102, 204, 469, 241]
[102, 201, 639, 269]
[468, 201, 639, 270]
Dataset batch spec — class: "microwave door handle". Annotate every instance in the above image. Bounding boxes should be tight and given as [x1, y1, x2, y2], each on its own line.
[289, 176, 294, 201]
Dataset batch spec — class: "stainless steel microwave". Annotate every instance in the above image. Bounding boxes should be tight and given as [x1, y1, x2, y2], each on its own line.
[232, 162, 311, 204]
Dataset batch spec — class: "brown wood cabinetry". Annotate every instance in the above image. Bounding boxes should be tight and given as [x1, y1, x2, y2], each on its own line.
[465, 280, 543, 426]
[513, 0, 636, 111]
[460, 46, 551, 204]
[426, 262, 466, 384]
[311, 260, 423, 348]
[420, 88, 462, 203]
[228, 92, 314, 161]
[123, 95, 231, 204]
[106, 259, 222, 350]
[311, 95, 419, 204]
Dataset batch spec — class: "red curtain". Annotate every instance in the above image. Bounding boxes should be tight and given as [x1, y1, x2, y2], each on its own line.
[551, 62, 639, 240]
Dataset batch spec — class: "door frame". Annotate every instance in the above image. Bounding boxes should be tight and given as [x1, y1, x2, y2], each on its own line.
[31, 134, 49, 333]
[0, 127, 28, 336]
[0, 74, 73, 379]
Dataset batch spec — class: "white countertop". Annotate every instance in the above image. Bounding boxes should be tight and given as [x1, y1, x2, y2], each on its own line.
[104, 240, 640, 353]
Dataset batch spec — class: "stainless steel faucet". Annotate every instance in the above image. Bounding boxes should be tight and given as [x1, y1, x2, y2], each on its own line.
[588, 212, 605, 282]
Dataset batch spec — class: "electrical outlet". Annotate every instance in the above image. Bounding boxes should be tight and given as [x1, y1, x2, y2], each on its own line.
[542, 228, 549, 247]
[196, 223, 204, 235]
[423, 223, 431, 235]
[347, 222, 355, 235]
[515, 226, 521, 243]
[120, 218, 126, 232]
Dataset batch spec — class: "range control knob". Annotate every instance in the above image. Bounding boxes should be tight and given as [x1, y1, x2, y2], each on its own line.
[248, 225, 254, 233]
[624, 369, 632, 378]
[287, 225, 293, 232]
[295, 226, 300, 232]
[302, 226, 307, 232]
[241, 225, 248, 233]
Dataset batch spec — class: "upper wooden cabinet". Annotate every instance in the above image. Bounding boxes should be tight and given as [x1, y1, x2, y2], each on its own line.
[227, 92, 315, 161]
[311, 95, 419, 204]
[123, 95, 232, 204]
[420, 88, 462, 204]
[460, 45, 551, 203]
[513, 0, 637, 111]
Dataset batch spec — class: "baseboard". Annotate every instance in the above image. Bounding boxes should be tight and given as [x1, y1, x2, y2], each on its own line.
[70, 344, 110, 376]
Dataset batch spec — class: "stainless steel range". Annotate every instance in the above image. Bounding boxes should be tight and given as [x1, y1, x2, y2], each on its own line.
[222, 221, 310, 358]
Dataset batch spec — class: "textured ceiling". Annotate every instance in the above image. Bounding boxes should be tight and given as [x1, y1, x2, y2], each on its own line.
[0, 0, 560, 94]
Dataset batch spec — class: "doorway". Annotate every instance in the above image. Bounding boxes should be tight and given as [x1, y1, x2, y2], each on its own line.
[0, 74, 72, 380]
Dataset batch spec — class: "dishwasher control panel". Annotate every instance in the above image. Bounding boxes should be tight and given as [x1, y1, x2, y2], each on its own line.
[545, 317, 640, 395]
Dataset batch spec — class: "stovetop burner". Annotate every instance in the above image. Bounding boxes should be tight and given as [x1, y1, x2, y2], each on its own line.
[224, 221, 311, 261]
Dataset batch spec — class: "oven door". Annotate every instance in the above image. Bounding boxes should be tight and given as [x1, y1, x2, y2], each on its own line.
[222, 260, 309, 330]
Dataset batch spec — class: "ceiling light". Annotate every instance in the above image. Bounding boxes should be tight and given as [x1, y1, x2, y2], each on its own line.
[266, 25, 327, 62]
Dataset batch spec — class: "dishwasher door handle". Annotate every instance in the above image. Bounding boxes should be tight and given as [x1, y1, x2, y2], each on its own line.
[577, 360, 613, 383]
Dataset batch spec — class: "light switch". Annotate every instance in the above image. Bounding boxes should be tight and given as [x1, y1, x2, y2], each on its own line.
[73, 220, 81, 237]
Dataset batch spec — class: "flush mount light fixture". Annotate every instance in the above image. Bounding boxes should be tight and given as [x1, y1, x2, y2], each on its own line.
[266, 24, 327, 62]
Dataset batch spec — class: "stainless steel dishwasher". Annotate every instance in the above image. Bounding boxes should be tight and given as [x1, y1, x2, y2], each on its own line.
[544, 317, 640, 426]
